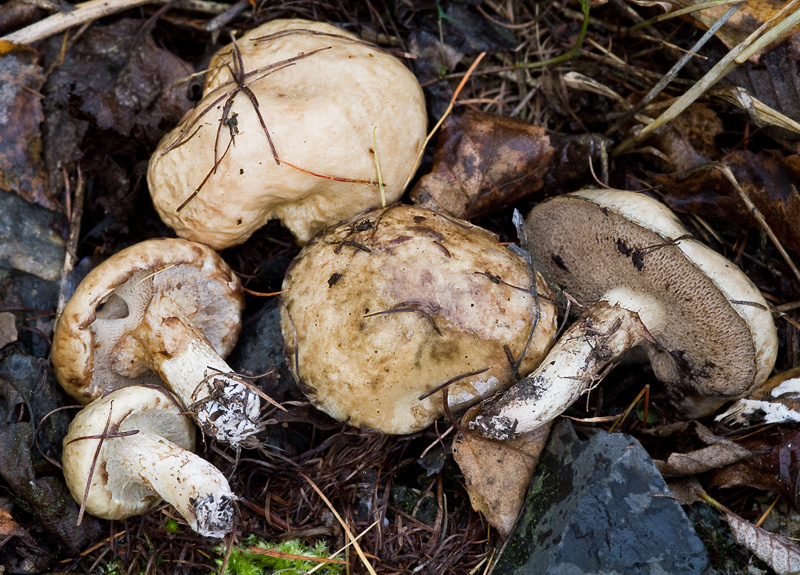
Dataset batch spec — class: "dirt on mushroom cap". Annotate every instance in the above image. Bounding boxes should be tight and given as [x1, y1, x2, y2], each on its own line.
[280, 204, 557, 434]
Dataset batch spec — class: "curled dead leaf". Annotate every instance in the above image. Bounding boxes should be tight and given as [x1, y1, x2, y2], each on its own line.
[452, 406, 551, 538]
[654, 423, 752, 477]
[410, 109, 554, 220]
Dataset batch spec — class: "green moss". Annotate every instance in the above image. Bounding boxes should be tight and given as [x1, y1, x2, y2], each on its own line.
[216, 536, 344, 575]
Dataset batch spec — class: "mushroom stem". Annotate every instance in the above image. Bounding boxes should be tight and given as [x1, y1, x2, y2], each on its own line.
[471, 300, 654, 440]
[133, 312, 260, 445]
[104, 431, 235, 538]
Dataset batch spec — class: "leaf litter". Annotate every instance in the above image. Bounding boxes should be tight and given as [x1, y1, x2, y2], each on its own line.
[1, 1, 800, 573]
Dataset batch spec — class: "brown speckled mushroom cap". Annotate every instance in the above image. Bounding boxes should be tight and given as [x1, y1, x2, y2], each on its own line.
[62, 385, 235, 538]
[526, 189, 778, 415]
[280, 204, 558, 434]
[147, 18, 428, 250]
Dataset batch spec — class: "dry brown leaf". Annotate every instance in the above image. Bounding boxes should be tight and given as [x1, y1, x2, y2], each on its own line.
[650, 103, 723, 171]
[654, 422, 752, 477]
[673, 0, 800, 63]
[410, 109, 554, 220]
[452, 407, 551, 538]
[0, 43, 52, 209]
[666, 476, 706, 506]
[0, 507, 25, 539]
[726, 510, 800, 575]
[712, 426, 800, 510]
[656, 150, 800, 254]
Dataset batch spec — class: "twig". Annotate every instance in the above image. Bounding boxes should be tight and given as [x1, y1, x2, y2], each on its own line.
[56, 167, 85, 320]
[1, 0, 153, 44]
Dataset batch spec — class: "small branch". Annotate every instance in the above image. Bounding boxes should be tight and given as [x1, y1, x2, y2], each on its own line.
[56, 167, 85, 320]
[1, 0, 153, 45]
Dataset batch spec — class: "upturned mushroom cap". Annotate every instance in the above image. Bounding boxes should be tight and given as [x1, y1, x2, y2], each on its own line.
[280, 204, 558, 434]
[147, 18, 428, 249]
[62, 385, 235, 537]
[52, 238, 243, 403]
[525, 189, 778, 415]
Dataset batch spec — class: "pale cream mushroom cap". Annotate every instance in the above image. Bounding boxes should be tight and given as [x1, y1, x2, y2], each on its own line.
[527, 189, 778, 415]
[280, 204, 558, 434]
[147, 19, 428, 250]
[62, 385, 235, 537]
[52, 238, 243, 403]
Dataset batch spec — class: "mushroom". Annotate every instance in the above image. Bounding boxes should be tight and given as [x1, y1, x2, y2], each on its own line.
[51, 238, 260, 445]
[147, 18, 428, 250]
[280, 204, 558, 434]
[62, 385, 235, 538]
[471, 189, 779, 440]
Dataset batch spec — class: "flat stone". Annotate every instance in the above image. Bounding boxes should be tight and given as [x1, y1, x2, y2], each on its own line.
[495, 419, 710, 575]
[0, 190, 64, 281]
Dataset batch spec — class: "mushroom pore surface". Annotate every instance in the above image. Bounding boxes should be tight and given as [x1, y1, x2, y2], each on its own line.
[52, 238, 244, 404]
[280, 204, 557, 434]
[526, 190, 777, 413]
[147, 19, 428, 249]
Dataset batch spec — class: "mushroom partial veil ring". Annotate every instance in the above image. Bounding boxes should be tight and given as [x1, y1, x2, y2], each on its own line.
[471, 189, 779, 440]
[51, 237, 260, 446]
[62, 386, 236, 538]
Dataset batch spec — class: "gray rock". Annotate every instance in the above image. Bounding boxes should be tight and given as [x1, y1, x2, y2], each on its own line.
[228, 302, 296, 401]
[0, 190, 64, 281]
[495, 420, 710, 575]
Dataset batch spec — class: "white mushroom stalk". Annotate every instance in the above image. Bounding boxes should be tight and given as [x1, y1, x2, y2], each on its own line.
[52, 238, 261, 446]
[62, 386, 236, 538]
[121, 289, 261, 444]
[472, 301, 654, 440]
[471, 189, 778, 440]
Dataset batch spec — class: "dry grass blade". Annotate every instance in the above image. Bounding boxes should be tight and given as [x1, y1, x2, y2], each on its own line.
[630, 0, 743, 32]
[613, 0, 800, 157]
[306, 519, 380, 574]
[710, 163, 800, 284]
[301, 473, 378, 575]
[710, 85, 800, 136]
[607, 2, 741, 136]
[401, 51, 486, 191]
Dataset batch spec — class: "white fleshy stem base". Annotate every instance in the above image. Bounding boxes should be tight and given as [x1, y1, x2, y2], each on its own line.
[107, 431, 236, 538]
[158, 336, 261, 446]
[471, 300, 653, 440]
[132, 313, 261, 446]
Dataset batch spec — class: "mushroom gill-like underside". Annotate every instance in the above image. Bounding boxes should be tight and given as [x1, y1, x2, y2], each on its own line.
[526, 193, 770, 414]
